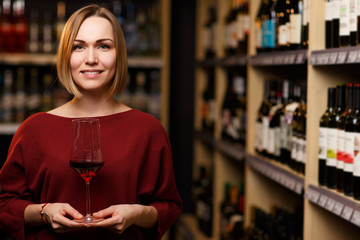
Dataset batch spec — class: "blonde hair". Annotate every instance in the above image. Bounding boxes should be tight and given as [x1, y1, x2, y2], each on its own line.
[56, 4, 128, 98]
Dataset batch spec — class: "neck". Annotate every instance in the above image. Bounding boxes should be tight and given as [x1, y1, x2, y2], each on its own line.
[69, 96, 119, 117]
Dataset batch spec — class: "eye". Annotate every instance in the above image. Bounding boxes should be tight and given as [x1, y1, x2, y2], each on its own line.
[72, 44, 84, 51]
[99, 44, 111, 50]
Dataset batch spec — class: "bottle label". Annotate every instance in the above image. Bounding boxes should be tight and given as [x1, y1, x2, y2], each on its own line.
[333, 0, 341, 19]
[318, 127, 328, 159]
[326, 2, 333, 21]
[326, 128, 337, 167]
[291, 136, 298, 160]
[353, 132, 360, 176]
[340, 0, 350, 36]
[280, 115, 287, 149]
[337, 129, 345, 161]
[344, 162, 353, 172]
[237, 14, 245, 41]
[357, 0, 360, 16]
[255, 121, 263, 150]
[344, 131, 355, 164]
[296, 137, 304, 163]
[262, 117, 270, 150]
[290, 14, 302, 44]
[303, 0, 309, 25]
[278, 24, 288, 46]
[350, 0, 357, 31]
[268, 128, 276, 154]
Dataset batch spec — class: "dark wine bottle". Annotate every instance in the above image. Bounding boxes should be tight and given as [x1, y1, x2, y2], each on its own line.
[201, 68, 216, 133]
[336, 83, 354, 192]
[268, 83, 283, 161]
[332, 0, 340, 48]
[276, 0, 290, 50]
[319, 88, 336, 186]
[343, 83, 357, 196]
[296, 83, 306, 174]
[302, 0, 309, 48]
[326, 84, 346, 189]
[352, 84, 360, 200]
[280, 80, 290, 164]
[339, 0, 350, 47]
[325, 0, 332, 48]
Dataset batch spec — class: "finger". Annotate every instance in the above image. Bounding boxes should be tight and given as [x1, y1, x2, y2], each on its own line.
[92, 207, 114, 218]
[52, 214, 85, 228]
[63, 205, 84, 220]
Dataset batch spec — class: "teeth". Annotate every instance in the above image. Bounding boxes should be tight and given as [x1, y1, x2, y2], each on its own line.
[83, 71, 101, 74]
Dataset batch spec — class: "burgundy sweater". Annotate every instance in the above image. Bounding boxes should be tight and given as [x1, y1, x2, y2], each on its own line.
[0, 109, 182, 240]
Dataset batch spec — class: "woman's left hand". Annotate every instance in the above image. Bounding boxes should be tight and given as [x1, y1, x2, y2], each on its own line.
[88, 204, 158, 234]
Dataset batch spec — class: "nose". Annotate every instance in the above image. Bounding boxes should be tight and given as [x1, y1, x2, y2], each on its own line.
[85, 48, 98, 65]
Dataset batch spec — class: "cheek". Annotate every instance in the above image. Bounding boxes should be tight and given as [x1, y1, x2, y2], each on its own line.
[70, 54, 82, 72]
[101, 53, 117, 71]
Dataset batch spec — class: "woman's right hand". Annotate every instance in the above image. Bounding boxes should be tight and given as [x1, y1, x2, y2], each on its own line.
[26, 203, 85, 233]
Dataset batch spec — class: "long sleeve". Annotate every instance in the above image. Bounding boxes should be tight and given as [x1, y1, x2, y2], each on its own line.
[136, 122, 183, 239]
[0, 125, 33, 240]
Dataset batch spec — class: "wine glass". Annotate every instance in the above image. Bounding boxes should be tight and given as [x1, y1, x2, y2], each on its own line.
[70, 118, 104, 223]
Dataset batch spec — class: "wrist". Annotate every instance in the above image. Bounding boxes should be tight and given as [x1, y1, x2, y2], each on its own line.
[40, 203, 51, 224]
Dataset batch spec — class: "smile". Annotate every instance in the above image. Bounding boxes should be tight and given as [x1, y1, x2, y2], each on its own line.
[81, 70, 103, 78]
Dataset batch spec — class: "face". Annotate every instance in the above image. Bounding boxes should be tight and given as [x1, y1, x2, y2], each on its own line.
[70, 16, 116, 96]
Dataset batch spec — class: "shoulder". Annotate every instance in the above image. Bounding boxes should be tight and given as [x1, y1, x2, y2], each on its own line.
[15, 112, 57, 136]
[128, 109, 166, 133]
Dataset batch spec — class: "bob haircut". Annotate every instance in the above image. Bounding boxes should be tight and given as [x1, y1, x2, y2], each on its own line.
[57, 4, 128, 98]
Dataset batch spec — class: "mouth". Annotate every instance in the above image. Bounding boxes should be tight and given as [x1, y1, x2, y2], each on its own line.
[80, 70, 103, 78]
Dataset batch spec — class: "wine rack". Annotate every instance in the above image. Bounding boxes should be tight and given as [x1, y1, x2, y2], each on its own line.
[192, 0, 360, 239]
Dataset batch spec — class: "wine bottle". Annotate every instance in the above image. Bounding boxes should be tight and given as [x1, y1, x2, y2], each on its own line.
[204, 7, 215, 58]
[224, 0, 237, 56]
[15, 67, 25, 122]
[339, 0, 350, 47]
[325, 0, 333, 48]
[319, 88, 336, 186]
[289, 0, 303, 50]
[296, 85, 306, 174]
[256, 0, 266, 52]
[26, 68, 41, 118]
[280, 80, 291, 164]
[352, 84, 360, 200]
[302, 0, 309, 48]
[268, 83, 283, 161]
[202, 68, 216, 132]
[291, 84, 302, 170]
[255, 81, 271, 155]
[336, 83, 354, 192]
[28, 9, 39, 53]
[261, 0, 272, 52]
[349, 0, 357, 46]
[2, 69, 14, 123]
[0, 0, 15, 52]
[55, 1, 66, 52]
[263, 81, 278, 157]
[326, 84, 346, 189]
[343, 84, 357, 196]
[276, 0, 290, 50]
[332, 0, 341, 48]
[13, 0, 28, 53]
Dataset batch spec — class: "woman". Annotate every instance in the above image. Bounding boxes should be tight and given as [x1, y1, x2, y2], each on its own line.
[0, 4, 182, 240]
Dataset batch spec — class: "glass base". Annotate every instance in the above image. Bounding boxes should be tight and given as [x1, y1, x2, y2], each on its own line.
[74, 216, 103, 223]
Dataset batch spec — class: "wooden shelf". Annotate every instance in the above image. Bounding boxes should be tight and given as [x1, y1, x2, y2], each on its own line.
[305, 184, 360, 228]
[0, 53, 163, 68]
[197, 55, 248, 68]
[310, 46, 360, 66]
[0, 123, 21, 135]
[246, 154, 304, 196]
[250, 49, 307, 66]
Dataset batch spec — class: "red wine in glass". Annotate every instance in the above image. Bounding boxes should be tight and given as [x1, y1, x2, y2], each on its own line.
[70, 118, 104, 223]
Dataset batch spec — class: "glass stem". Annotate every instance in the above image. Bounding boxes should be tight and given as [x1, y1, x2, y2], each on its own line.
[85, 182, 91, 218]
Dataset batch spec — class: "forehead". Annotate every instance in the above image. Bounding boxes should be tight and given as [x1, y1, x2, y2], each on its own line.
[76, 16, 114, 40]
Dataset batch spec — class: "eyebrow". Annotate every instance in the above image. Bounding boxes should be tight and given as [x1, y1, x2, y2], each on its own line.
[74, 38, 114, 43]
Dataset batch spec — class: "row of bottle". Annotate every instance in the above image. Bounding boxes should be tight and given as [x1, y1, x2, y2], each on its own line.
[0, 67, 71, 123]
[324, 0, 360, 48]
[220, 181, 245, 240]
[246, 205, 303, 240]
[318, 83, 360, 200]
[255, 0, 309, 52]
[255, 79, 307, 175]
[0, 0, 161, 56]
[116, 69, 161, 120]
[201, 67, 247, 145]
[0, 67, 161, 123]
[193, 165, 213, 237]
